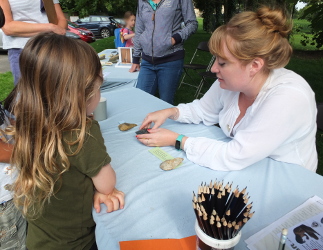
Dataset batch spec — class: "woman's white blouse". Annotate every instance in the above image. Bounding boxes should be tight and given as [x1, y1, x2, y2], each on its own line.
[176, 68, 317, 172]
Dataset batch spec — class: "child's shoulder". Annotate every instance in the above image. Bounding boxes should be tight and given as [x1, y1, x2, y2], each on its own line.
[62, 120, 104, 154]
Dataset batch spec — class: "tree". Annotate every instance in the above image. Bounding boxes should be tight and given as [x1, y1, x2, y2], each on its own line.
[60, 0, 137, 17]
[193, 0, 298, 33]
[300, 0, 323, 49]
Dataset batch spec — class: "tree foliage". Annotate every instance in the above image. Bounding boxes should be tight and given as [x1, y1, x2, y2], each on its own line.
[60, 0, 137, 17]
[193, 0, 298, 33]
[299, 0, 323, 49]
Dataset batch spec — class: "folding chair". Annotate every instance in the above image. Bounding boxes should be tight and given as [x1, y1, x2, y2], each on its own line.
[179, 41, 211, 94]
[196, 67, 218, 97]
[317, 103, 323, 131]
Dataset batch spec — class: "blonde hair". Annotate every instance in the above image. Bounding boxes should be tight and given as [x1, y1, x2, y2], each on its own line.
[209, 6, 293, 71]
[11, 32, 102, 217]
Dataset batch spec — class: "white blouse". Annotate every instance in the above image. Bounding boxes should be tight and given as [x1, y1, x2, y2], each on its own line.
[176, 68, 317, 172]
[3, 0, 59, 49]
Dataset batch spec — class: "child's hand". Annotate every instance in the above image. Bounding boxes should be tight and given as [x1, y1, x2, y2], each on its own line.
[94, 188, 125, 213]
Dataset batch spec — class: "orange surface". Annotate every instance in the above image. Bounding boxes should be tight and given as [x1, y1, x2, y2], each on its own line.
[119, 235, 196, 250]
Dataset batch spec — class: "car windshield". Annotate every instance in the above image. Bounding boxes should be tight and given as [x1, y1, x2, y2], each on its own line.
[68, 21, 79, 28]
[109, 17, 116, 23]
[101, 17, 110, 22]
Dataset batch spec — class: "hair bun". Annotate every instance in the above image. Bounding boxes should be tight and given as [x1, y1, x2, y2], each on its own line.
[257, 7, 292, 38]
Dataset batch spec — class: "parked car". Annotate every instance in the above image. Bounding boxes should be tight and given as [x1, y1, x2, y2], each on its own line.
[65, 30, 81, 40]
[75, 15, 119, 38]
[114, 18, 125, 28]
[67, 21, 96, 43]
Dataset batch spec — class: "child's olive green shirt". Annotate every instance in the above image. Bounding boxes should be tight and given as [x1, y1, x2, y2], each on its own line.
[26, 120, 111, 250]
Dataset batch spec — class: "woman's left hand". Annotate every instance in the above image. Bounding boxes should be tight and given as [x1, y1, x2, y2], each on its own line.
[136, 128, 179, 147]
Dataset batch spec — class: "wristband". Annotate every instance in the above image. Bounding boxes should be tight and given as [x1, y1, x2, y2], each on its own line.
[175, 134, 185, 150]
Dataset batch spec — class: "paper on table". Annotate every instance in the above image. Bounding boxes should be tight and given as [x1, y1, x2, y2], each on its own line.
[149, 147, 183, 169]
[149, 147, 174, 161]
[246, 196, 323, 250]
[119, 235, 196, 250]
[283, 211, 323, 250]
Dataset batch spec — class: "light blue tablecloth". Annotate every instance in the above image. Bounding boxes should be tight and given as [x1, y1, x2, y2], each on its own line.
[93, 87, 323, 250]
[99, 49, 138, 91]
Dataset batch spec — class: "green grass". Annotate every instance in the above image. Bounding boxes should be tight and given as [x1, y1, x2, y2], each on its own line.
[0, 72, 14, 101]
[1, 18, 323, 175]
[90, 37, 115, 53]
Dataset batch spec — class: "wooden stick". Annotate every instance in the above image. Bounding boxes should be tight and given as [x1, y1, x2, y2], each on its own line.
[217, 221, 223, 240]
[193, 202, 205, 232]
[210, 217, 220, 239]
[203, 212, 213, 237]
[227, 222, 232, 239]
[223, 220, 228, 239]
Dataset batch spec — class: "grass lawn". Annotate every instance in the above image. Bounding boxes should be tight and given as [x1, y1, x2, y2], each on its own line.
[1, 18, 323, 175]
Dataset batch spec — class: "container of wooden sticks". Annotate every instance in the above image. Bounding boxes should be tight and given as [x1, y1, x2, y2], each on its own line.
[192, 181, 254, 250]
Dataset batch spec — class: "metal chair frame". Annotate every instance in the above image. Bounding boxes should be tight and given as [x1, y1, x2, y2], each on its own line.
[195, 56, 217, 98]
[179, 41, 211, 96]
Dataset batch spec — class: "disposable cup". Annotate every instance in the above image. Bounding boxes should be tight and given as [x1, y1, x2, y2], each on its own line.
[195, 221, 241, 250]
[93, 97, 108, 121]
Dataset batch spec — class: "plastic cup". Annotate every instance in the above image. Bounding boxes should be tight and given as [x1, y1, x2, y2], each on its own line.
[93, 97, 108, 121]
[195, 221, 241, 250]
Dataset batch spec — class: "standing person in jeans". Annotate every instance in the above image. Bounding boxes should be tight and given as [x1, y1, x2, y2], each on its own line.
[1, 0, 67, 85]
[129, 0, 198, 104]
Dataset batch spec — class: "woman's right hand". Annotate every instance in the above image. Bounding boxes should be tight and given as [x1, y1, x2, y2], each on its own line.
[50, 23, 66, 35]
[129, 63, 140, 72]
[140, 107, 178, 129]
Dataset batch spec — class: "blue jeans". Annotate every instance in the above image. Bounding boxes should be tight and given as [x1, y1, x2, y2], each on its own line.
[8, 49, 22, 86]
[0, 199, 26, 249]
[136, 59, 184, 104]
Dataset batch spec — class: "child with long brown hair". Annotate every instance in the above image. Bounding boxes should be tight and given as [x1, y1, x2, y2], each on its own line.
[10, 32, 124, 250]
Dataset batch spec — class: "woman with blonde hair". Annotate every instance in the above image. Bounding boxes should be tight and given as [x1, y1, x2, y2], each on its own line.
[10, 32, 124, 249]
[136, 6, 317, 172]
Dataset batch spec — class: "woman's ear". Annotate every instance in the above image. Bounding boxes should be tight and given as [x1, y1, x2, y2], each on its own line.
[249, 58, 265, 77]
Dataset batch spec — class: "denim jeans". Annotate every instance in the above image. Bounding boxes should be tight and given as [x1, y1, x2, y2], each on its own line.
[0, 199, 26, 250]
[136, 59, 184, 104]
[8, 49, 22, 86]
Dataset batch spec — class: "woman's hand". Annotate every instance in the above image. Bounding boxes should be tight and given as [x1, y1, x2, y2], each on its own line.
[136, 128, 179, 147]
[50, 23, 66, 35]
[171, 37, 176, 45]
[140, 108, 178, 129]
[93, 188, 125, 213]
[129, 63, 140, 72]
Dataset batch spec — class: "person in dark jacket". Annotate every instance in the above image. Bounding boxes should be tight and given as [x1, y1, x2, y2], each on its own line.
[129, 0, 198, 104]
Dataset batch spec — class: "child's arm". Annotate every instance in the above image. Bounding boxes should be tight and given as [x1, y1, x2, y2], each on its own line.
[92, 163, 125, 213]
[92, 163, 116, 195]
[124, 33, 135, 40]
[0, 140, 12, 163]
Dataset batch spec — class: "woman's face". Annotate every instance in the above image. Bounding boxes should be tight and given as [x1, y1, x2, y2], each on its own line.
[211, 42, 252, 92]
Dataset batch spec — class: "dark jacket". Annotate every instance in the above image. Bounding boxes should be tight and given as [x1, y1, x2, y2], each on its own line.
[133, 0, 198, 65]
